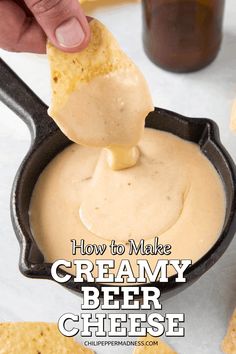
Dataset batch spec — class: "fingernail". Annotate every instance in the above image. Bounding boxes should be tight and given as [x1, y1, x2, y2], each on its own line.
[55, 17, 85, 48]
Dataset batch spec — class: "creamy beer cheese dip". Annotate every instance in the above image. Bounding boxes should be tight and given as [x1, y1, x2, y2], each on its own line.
[30, 19, 226, 280]
[30, 129, 226, 279]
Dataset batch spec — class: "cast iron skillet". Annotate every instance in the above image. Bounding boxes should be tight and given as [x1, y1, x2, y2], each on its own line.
[0, 58, 236, 300]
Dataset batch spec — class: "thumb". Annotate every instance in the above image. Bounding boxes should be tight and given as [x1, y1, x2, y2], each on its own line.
[24, 0, 91, 52]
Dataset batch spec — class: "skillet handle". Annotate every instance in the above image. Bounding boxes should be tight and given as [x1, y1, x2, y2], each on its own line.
[0, 58, 57, 142]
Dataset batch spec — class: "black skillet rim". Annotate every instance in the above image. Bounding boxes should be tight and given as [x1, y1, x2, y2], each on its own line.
[11, 107, 236, 299]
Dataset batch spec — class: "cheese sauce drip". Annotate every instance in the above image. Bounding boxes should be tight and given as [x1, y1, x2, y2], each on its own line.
[49, 56, 153, 170]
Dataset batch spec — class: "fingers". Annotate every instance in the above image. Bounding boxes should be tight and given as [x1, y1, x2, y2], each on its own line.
[24, 0, 91, 52]
[0, 0, 91, 54]
[0, 0, 46, 53]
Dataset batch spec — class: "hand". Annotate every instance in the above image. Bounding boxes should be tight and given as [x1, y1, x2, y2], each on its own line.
[0, 0, 91, 53]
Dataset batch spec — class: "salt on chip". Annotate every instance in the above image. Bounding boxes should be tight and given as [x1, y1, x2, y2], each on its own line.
[133, 334, 178, 354]
[0, 322, 94, 354]
[80, 0, 94, 3]
[222, 309, 236, 354]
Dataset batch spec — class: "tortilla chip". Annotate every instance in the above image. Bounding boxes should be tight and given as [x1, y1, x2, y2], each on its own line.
[222, 309, 236, 354]
[0, 322, 94, 354]
[133, 334, 178, 354]
[230, 100, 236, 133]
[47, 19, 133, 116]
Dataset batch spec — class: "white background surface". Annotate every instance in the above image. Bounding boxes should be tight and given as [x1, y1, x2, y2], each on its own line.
[0, 1, 236, 353]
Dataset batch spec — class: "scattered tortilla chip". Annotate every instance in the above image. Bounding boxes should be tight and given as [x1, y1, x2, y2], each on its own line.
[222, 309, 236, 354]
[0, 322, 94, 354]
[47, 19, 133, 116]
[230, 100, 236, 133]
[133, 334, 177, 354]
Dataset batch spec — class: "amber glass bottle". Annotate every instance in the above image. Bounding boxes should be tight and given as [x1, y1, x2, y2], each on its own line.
[142, 0, 225, 72]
